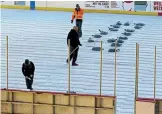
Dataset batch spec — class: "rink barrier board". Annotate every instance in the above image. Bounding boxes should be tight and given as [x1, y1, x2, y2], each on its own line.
[0, 5, 158, 16]
[0, 5, 30, 10]
[1, 88, 116, 114]
[136, 98, 162, 114]
[36, 7, 158, 16]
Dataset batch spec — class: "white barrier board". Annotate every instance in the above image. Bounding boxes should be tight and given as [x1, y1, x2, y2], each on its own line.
[0, 1, 14, 5]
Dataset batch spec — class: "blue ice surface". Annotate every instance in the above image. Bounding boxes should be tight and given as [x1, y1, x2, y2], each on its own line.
[1, 9, 162, 114]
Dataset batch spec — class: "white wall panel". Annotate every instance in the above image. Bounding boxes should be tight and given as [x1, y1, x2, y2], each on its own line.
[1, 1, 14, 5]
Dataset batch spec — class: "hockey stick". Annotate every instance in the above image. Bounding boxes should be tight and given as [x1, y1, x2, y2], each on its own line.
[69, 46, 79, 56]
[67, 46, 79, 62]
[25, 74, 33, 80]
[25, 76, 31, 80]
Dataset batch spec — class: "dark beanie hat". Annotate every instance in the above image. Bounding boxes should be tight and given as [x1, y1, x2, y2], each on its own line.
[76, 4, 79, 7]
[25, 59, 29, 65]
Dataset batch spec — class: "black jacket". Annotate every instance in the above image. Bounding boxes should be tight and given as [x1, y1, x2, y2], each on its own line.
[67, 29, 81, 47]
[22, 61, 35, 76]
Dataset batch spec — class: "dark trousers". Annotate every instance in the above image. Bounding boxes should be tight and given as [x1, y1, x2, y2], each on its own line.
[67, 46, 79, 64]
[76, 20, 82, 38]
[25, 76, 34, 89]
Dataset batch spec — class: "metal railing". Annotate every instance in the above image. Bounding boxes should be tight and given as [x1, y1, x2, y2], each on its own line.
[2, 36, 162, 114]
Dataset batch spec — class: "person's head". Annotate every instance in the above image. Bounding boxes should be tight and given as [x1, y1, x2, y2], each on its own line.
[24, 59, 30, 66]
[76, 4, 80, 10]
[73, 26, 78, 32]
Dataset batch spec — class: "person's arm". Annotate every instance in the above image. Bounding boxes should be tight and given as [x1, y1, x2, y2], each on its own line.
[33, 63, 35, 73]
[81, 8, 84, 16]
[22, 64, 26, 76]
[31, 62, 35, 75]
[78, 40, 81, 46]
[67, 31, 71, 46]
[75, 31, 82, 46]
[71, 10, 76, 23]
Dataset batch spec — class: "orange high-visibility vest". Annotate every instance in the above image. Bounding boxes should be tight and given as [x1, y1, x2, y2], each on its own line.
[72, 8, 84, 21]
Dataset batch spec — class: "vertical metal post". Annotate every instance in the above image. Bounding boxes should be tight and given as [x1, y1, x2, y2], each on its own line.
[99, 41, 103, 108]
[68, 39, 71, 106]
[135, 43, 139, 98]
[68, 39, 71, 94]
[114, 40, 117, 97]
[134, 43, 139, 114]
[154, 46, 156, 101]
[114, 40, 117, 114]
[6, 36, 8, 89]
[135, 43, 138, 99]
[100, 41, 102, 96]
[137, 44, 139, 97]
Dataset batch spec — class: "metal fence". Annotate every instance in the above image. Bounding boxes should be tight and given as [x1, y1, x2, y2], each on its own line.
[1, 36, 162, 114]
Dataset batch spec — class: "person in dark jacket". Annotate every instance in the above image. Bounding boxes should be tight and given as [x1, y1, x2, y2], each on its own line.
[66, 26, 82, 66]
[22, 59, 35, 90]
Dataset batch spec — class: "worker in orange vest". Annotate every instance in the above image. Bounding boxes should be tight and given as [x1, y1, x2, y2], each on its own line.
[71, 4, 84, 38]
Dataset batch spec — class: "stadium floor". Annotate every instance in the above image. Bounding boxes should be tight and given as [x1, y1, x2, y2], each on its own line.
[1, 9, 162, 114]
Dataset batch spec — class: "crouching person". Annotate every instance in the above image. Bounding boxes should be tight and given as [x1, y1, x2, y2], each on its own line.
[22, 59, 35, 90]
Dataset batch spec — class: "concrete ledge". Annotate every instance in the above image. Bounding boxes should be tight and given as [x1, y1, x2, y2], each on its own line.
[1, 5, 158, 16]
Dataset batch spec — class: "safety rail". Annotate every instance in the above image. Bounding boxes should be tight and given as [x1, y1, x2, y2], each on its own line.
[1, 35, 162, 114]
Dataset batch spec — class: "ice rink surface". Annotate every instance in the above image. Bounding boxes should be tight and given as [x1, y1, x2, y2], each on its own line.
[1, 9, 162, 114]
